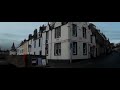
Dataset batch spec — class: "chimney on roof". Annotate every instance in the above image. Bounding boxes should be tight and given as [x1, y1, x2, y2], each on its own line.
[40, 25, 46, 32]
[33, 29, 37, 39]
[28, 34, 32, 40]
[24, 39, 26, 42]
[98, 29, 100, 32]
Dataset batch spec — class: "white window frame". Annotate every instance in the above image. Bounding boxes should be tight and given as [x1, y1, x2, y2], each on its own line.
[72, 24, 77, 37]
[39, 39, 40, 47]
[55, 26, 61, 38]
[54, 43, 61, 56]
[72, 42, 77, 55]
[83, 27, 87, 38]
[83, 43, 87, 55]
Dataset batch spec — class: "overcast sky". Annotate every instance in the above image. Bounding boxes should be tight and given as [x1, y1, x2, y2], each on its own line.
[0, 22, 47, 50]
[0, 22, 119, 50]
[92, 22, 120, 44]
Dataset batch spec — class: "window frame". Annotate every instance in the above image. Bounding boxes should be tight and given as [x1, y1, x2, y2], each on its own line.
[72, 24, 77, 37]
[83, 43, 87, 55]
[54, 43, 61, 56]
[55, 26, 61, 38]
[39, 51, 42, 55]
[72, 42, 77, 55]
[83, 27, 87, 38]
[39, 39, 40, 47]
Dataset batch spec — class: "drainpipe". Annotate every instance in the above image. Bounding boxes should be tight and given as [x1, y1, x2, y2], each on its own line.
[69, 22, 72, 63]
[50, 27, 52, 63]
[70, 43, 72, 63]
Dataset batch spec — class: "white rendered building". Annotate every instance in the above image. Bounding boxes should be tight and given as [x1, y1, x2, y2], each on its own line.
[41, 22, 96, 62]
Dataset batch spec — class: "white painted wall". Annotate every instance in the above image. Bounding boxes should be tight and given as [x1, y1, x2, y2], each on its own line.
[17, 47, 24, 55]
[67, 22, 94, 59]
[47, 40, 70, 60]
[10, 51, 17, 55]
[17, 22, 96, 61]
[42, 22, 70, 60]
[41, 22, 96, 60]
[41, 31, 46, 56]
[27, 39, 32, 55]
[29, 38, 42, 55]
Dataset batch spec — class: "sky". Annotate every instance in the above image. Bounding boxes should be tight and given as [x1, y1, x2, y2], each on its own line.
[0, 22, 119, 50]
[92, 22, 120, 44]
[0, 22, 47, 50]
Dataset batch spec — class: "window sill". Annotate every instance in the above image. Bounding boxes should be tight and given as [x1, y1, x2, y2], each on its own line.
[54, 55, 61, 56]
[55, 37, 61, 39]
[73, 53, 77, 55]
[72, 35, 77, 37]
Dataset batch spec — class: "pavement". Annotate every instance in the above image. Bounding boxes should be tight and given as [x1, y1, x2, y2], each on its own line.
[47, 51, 120, 68]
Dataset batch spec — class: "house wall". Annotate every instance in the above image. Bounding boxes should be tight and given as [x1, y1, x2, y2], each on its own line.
[42, 22, 95, 60]
[67, 22, 93, 59]
[41, 22, 70, 60]
[29, 38, 42, 55]
[17, 41, 28, 55]
[17, 45, 24, 55]
[10, 51, 17, 55]
[23, 41, 28, 55]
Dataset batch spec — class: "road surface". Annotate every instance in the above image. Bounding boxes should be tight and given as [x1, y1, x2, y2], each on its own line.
[48, 51, 120, 68]
[0, 51, 120, 68]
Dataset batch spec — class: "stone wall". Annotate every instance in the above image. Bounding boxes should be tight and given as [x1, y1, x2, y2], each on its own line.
[6, 55, 46, 67]
[6, 55, 25, 67]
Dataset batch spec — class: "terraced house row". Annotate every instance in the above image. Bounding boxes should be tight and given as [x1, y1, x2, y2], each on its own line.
[15, 22, 111, 62]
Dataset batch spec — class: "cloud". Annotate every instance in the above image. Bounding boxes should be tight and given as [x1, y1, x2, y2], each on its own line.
[0, 22, 47, 49]
[0, 38, 20, 50]
[0, 33, 26, 39]
[92, 22, 120, 43]
[110, 40, 120, 44]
